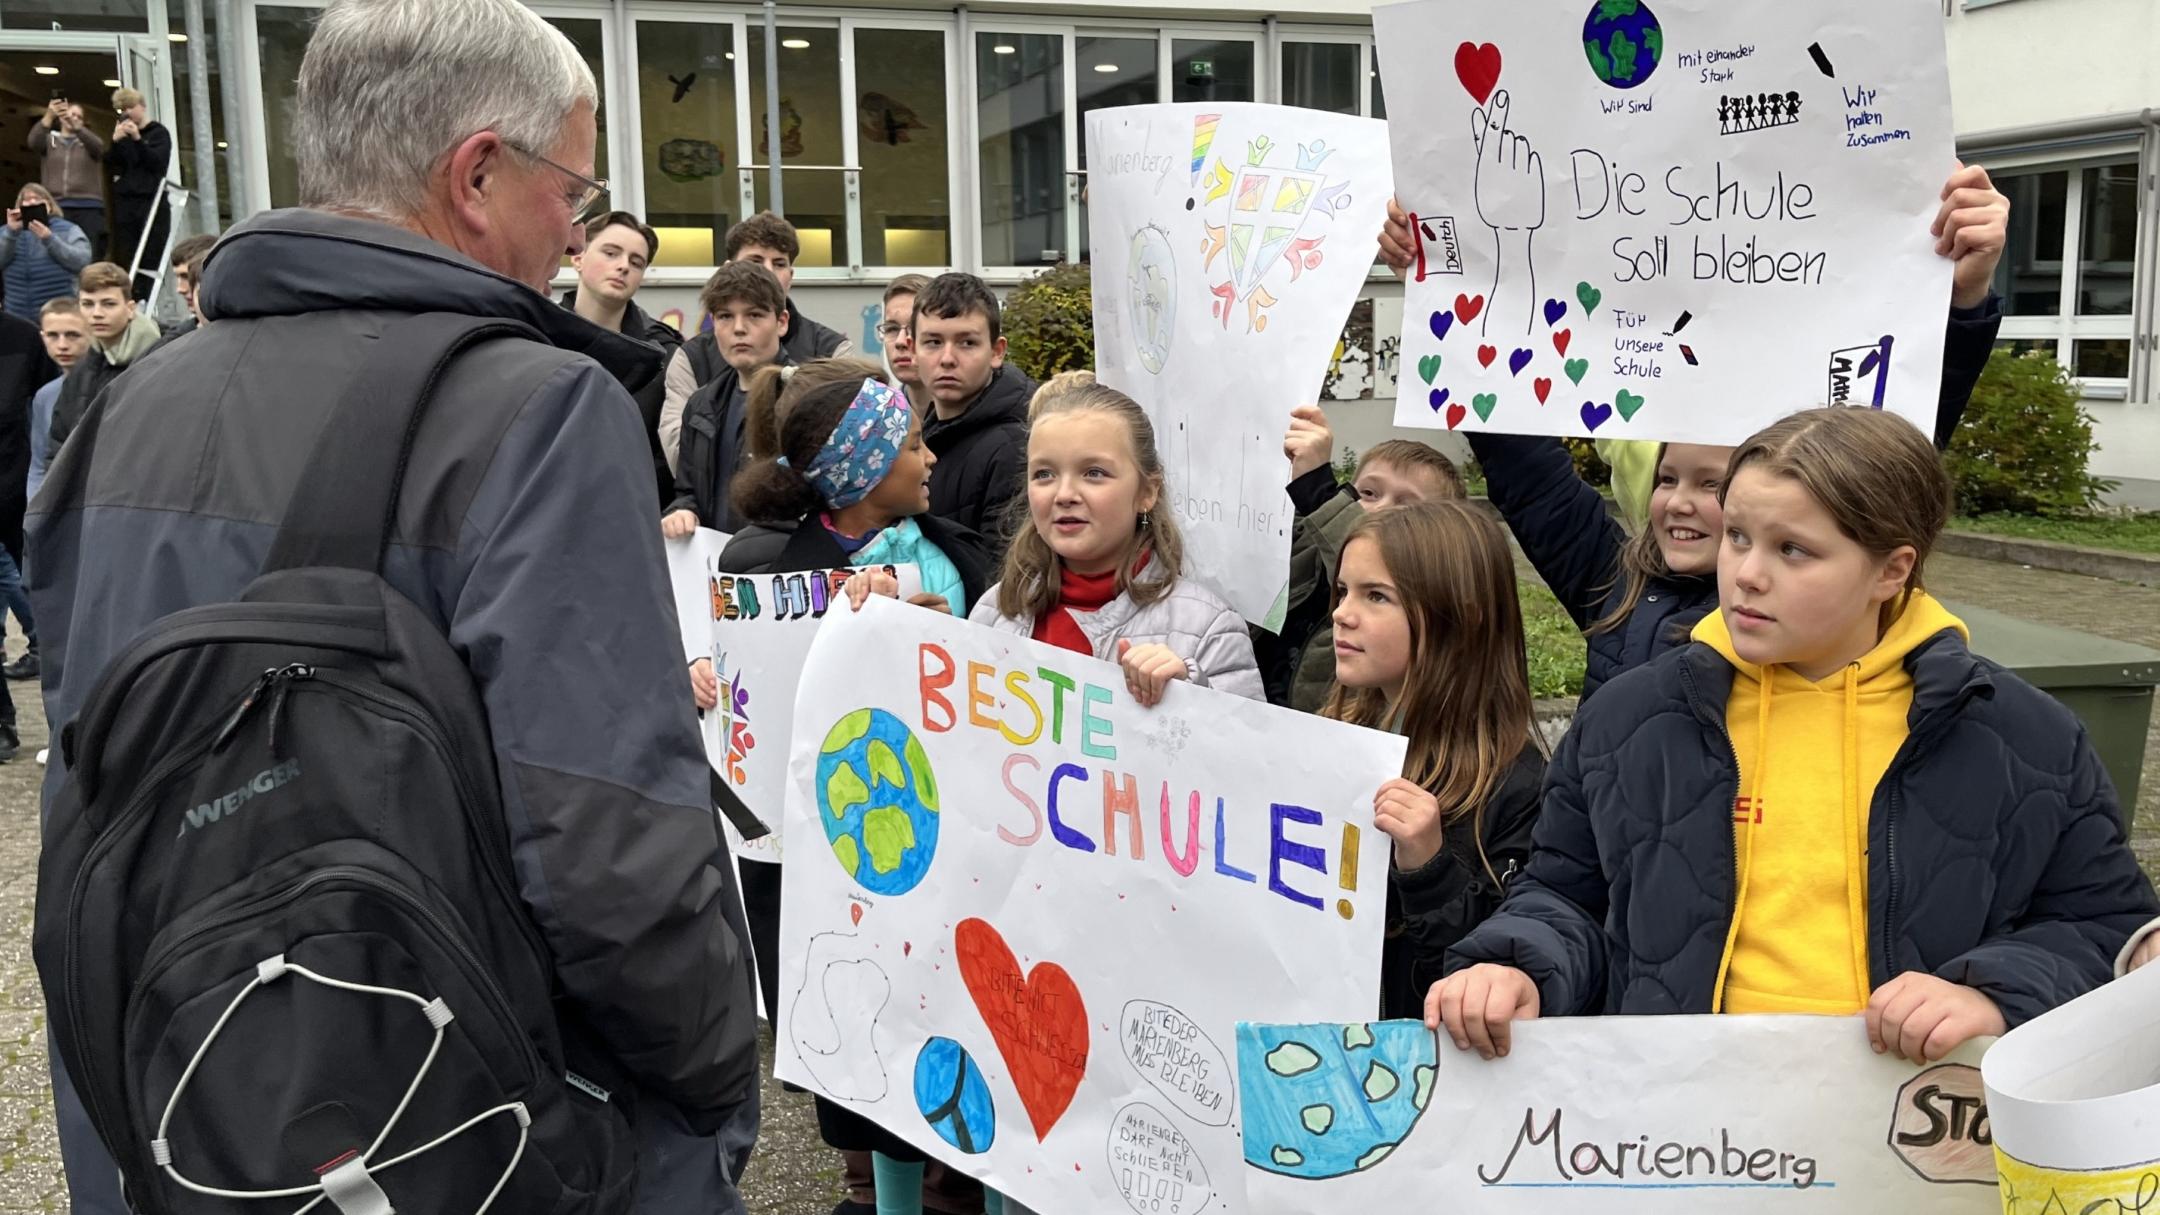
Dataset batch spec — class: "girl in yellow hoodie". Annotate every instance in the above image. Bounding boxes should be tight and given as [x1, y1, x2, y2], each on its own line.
[1435, 408, 2160, 1064]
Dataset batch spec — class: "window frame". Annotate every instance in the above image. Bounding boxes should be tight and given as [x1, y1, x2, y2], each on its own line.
[1977, 147, 2140, 399]
[619, 5, 750, 286]
[1272, 28, 1375, 119]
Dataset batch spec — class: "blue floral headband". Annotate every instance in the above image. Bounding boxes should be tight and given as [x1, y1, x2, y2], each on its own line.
[782, 378, 914, 509]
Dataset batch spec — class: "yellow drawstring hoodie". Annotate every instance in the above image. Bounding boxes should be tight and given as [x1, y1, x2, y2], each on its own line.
[1692, 591, 1968, 1016]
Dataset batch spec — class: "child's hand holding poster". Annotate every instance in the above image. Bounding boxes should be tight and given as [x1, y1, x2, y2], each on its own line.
[773, 596, 1406, 1215]
[1376, 0, 1955, 444]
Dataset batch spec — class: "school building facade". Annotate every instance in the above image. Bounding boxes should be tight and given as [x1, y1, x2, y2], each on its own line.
[9, 0, 2155, 499]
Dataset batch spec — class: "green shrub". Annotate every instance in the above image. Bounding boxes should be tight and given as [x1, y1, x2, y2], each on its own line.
[1001, 262, 1094, 380]
[1332, 444, 1360, 486]
[1947, 348, 2114, 514]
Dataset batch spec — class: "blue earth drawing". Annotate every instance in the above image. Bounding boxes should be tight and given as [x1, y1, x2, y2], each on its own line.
[1582, 0, 1663, 90]
[914, 1037, 996, 1154]
[1238, 1021, 1437, 1179]
[815, 708, 940, 895]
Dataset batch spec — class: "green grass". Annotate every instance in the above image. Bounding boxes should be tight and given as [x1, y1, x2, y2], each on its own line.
[1520, 579, 1587, 700]
[1953, 512, 2160, 555]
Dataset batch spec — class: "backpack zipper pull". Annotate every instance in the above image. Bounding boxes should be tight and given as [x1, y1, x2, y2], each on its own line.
[211, 668, 280, 753]
[265, 664, 314, 761]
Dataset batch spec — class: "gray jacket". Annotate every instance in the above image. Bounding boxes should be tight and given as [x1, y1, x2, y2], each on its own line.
[969, 573, 1266, 701]
[26, 120, 105, 202]
[28, 208, 757, 1212]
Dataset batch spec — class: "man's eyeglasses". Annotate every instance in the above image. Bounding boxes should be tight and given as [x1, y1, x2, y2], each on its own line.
[876, 322, 910, 339]
[504, 142, 608, 224]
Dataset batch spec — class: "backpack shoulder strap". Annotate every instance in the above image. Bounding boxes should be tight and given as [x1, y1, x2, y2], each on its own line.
[265, 313, 544, 574]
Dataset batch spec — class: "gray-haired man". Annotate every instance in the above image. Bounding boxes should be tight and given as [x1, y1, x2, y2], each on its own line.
[28, 2, 759, 1211]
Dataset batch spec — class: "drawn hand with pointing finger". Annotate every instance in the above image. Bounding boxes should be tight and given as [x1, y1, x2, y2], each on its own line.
[1470, 89, 1546, 337]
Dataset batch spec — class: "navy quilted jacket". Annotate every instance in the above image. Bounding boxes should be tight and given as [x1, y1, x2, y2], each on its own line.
[1470, 296, 2004, 703]
[1448, 630, 2160, 1029]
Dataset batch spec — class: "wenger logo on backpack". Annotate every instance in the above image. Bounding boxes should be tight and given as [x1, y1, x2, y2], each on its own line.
[33, 316, 638, 1214]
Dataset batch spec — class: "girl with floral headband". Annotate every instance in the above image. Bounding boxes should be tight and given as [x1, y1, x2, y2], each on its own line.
[715, 359, 996, 1215]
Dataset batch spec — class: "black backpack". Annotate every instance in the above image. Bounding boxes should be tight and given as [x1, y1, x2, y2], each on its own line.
[34, 315, 638, 1214]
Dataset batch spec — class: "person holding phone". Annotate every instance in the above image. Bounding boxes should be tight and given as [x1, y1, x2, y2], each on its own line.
[27, 98, 105, 258]
[0, 183, 92, 321]
[106, 87, 171, 298]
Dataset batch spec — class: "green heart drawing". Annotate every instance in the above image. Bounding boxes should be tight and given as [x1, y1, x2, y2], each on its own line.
[1564, 358, 1589, 385]
[1418, 354, 1442, 384]
[1471, 392, 1498, 422]
[1576, 282, 1602, 316]
[1615, 389, 1646, 421]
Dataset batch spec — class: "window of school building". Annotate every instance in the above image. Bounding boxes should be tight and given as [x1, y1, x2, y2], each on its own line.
[1985, 158, 2140, 393]
[237, 1, 1389, 282]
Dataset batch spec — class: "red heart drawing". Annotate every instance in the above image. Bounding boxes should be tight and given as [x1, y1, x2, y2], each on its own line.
[1477, 344, 1497, 369]
[1553, 329, 1572, 357]
[956, 918, 1089, 1141]
[1533, 377, 1553, 404]
[1445, 402, 1468, 429]
[849, 903, 864, 926]
[1454, 42, 1502, 105]
[1454, 293, 1485, 325]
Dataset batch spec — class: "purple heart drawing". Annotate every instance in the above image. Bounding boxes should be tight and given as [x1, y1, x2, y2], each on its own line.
[1543, 298, 1567, 327]
[1430, 311, 1455, 342]
[1508, 348, 1534, 376]
[1580, 400, 1613, 432]
[1429, 387, 1451, 413]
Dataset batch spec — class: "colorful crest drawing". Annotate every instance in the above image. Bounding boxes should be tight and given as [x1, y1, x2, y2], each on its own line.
[1202, 134, 1357, 332]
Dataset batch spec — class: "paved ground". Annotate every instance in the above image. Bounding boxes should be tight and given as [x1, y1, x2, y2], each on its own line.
[0, 550, 2152, 1211]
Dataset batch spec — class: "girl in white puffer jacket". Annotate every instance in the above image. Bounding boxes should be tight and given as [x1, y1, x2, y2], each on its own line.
[969, 379, 1263, 706]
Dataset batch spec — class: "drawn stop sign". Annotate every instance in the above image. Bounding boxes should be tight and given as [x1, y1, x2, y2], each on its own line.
[1889, 1062, 1997, 1185]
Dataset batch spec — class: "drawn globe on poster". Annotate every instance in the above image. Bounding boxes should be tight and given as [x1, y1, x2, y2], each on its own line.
[1240, 1021, 1436, 1179]
[815, 707, 940, 895]
[1128, 224, 1178, 375]
[1582, 0, 1663, 90]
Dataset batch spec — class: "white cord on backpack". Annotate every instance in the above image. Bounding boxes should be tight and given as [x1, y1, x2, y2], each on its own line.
[148, 953, 529, 1215]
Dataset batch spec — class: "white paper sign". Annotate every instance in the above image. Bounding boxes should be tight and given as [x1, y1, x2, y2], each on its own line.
[1236, 1015, 1996, 1213]
[1085, 103, 1393, 627]
[1984, 963, 2160, 1213]
[707, 562, 923, 863]
[664, 528, 730, 663]
[1375, 0, 1954, 445]
[773, 596, 1405, 1215]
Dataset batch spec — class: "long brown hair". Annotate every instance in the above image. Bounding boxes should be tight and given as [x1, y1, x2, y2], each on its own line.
[1320, 502, 1537, 882]
[993, 382, 1188, 621]
[1722, 408, 1951, 625]
[1587, 441, 1671, 636]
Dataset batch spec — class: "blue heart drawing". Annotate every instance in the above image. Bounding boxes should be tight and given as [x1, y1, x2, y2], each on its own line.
[1429, 387, 1450, 412]
[1508, 348, 1534, 377]
[1430, 311, 1455, 342]
[1580, 400, 1613, 432]
[1543, 298, 1567, 327]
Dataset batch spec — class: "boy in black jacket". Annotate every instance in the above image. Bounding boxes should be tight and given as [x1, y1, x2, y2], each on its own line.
[661, 262, 791, 536]
[914, 273, 1035, 539]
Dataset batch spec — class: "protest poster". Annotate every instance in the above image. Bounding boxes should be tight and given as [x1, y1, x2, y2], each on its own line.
[772, 595, 1406, 1215]
[1374, 0, 1955, 445]
[707, 563, 922, 863]
[665, 528, 730, 664]
[1084, 102, 1392, 627]
[1235, 1014, 1997, 1213]
[1984, 961, 2160, 1214]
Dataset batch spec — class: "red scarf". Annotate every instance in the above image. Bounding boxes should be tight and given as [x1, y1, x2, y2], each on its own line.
[1031, 556, 1141, 656]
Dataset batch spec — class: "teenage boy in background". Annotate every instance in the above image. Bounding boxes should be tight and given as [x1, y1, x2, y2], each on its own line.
[661, 261, 791, 536]
[564, 210, 681, 507]
[913, 272, 1034, 538]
